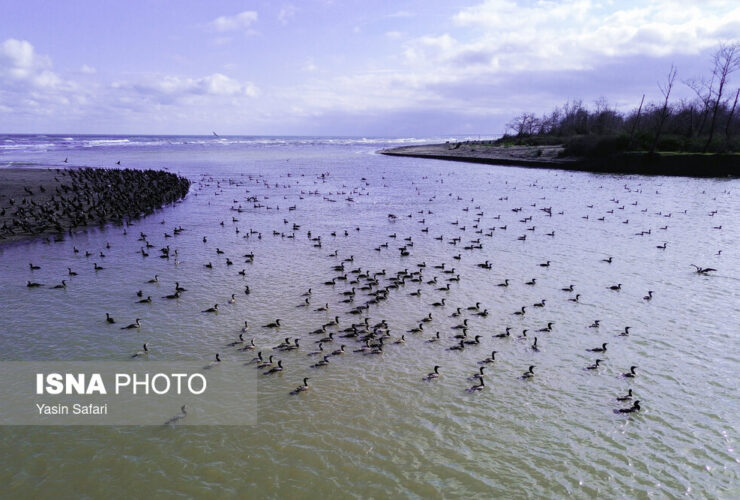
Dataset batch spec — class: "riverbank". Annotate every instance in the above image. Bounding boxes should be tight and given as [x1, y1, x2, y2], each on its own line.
[0, 167, 191, 245]
[379, 143, 740, 177]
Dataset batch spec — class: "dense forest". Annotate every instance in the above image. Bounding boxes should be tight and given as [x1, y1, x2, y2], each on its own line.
[499, 43, 740, 156]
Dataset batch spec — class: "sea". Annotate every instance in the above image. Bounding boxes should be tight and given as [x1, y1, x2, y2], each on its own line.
[0, 134, 738, 497]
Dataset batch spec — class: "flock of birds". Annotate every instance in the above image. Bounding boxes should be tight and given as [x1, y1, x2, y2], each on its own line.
[17, 163, 729, 423]
[1, 167, 189, 240]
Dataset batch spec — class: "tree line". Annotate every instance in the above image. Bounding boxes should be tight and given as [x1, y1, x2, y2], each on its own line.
[502, 43, 740, 155]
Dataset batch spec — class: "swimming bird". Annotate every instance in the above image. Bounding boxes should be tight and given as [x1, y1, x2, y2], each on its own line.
[493, 327, 511, 339]
[256, 355, 274, 369]
[521, 365, 535, 379]
[538, 322, 554, 332]
[227, 334, 245, 347]
[616, 389, 633, 401]
[67, 268, 78, 276]
[513, 306, 526, 316]
[586, 359, 602, 370]
[147, 274, 159, 284]
[589, 320, 600, 328]
[531, 337, 539, 351]
[691, 265, 716, 275]
[238, 339, 257, 351]
[290, 378, 310, 395]
[426, 331, 441, 343]
[202, 304, 219, 313]
[137, 295, 152, 304]
[121, 318, 141, 330]
[204, 353, 222, 369]
[568, 294, 581, 303]
[497, 279, 510, 287]
[132, 343, 148, 358]
[643, 290, 653, 301]
[106, 313, 116, 324]
[587, 343, 608, 353]
[622, 366, 638, 378]
[312, 355, 330, 368]
[467, 378, 485, 392]
[164, 405, 187, 426]
[464, 335, 482, 345]
[619, 326, 631, 336]
[561, 284, 574, 292]
[479, 351, 497, 364]
[423, 365, 441, 381]
[263, 319, 281, 328]
[617, 400, 641, 413]
[263, 360, 284, 375]
[50, 280, 67, 289]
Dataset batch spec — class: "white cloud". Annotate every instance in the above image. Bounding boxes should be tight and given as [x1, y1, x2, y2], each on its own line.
[278, 5, 297, 25]
[209, 11, 258, 32]
[124, 73, 258, 101]
[80, 64, 96, 74]
[0, 38, 64, 89]
[385, 31, 403, 40]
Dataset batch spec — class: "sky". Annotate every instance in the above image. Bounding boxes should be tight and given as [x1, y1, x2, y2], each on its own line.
[1, 0, 739, 136]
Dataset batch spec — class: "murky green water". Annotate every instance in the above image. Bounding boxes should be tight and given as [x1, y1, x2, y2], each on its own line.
[0, 136, 738, 497]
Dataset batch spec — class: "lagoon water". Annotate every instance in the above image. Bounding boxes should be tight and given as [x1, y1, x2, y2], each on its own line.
[0, 135, 738, 497]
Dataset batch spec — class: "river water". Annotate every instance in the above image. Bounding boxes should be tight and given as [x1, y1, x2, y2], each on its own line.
[0, 135, 738, 497]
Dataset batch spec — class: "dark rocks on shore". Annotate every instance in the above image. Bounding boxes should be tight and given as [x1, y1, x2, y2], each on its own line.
[0, 167, 191, 243]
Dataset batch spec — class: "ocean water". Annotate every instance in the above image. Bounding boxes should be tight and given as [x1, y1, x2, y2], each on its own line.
[0, 135, 738, 497]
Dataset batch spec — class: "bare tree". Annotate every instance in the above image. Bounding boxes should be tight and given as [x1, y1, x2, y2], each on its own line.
[628, 94, 645, 149]
[685, 76, 715, 136]
[704, 43, 740, 151]
[651, 65, 677, 153]
[725, 88, 739, 145]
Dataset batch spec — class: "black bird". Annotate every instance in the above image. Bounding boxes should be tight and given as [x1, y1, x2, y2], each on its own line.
[617, 400, 641, 413]
[616, 389, 633, 402]
[587, 343, 608, 353]
[622, 366, 638, 378]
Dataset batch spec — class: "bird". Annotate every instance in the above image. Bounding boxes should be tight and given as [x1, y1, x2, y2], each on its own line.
[423, 366, 441, 381]
[105, 313, 116, 324]
[616, 389, 633, 402]
[263, 319, 281, 328]
[622, 366, 638, 378]
[587, 343, 608, 353]
[609, 283, 622, 291]
[202, 304, 219, 313]
[121, 318, 141, 330]
[312, 355, 330, 368]
[290, 378, 310, 395]
[263, 360, 284, 375]
[586, 359, 602, 370]
[163, 405, 187, 426]
[617, 400, 641, 413]
[643, 290, 653, 301]
[521, 365, 535, 379]
[479, 351, 497, 364]
[132, 343, 148, 358]
[467, 378, 485, 392]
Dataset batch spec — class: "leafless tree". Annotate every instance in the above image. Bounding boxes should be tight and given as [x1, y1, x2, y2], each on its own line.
[704, 43, 740, 151]
[651, 65, 677, 153]
[725, 88, 739, 145]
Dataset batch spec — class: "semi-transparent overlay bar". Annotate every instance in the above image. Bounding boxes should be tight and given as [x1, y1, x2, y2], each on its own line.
[0, 362, 257, 425]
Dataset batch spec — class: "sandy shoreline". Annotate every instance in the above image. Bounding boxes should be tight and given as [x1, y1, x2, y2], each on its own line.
[380, 143, 740, 177]
[0, 167, 190, 245]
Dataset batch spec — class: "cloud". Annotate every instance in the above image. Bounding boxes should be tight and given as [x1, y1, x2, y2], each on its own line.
[278, 5, 297, 25]
[80, 64, 96, 74]
[120, 73, 258, 104]
[209, 11, 258, 32]
[0, 38, 66, 90]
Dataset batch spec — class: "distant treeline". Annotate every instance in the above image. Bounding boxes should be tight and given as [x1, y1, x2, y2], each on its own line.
[499, 43, 740, 156]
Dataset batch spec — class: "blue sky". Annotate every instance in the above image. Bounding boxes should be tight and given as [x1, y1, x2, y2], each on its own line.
[1, 0, 739, 136]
